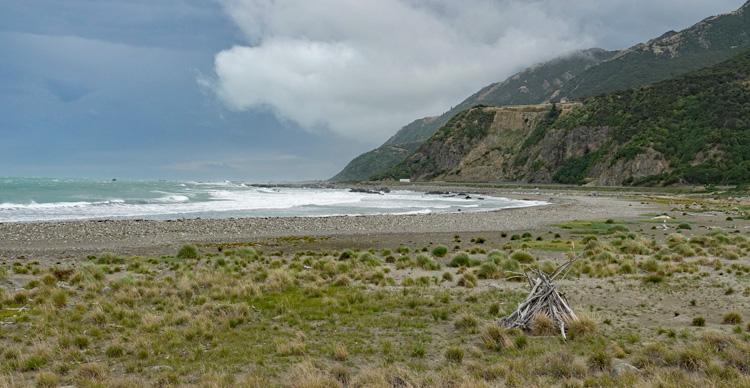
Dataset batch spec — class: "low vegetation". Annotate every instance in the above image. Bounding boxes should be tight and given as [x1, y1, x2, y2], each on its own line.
[0, 216, 748, 386]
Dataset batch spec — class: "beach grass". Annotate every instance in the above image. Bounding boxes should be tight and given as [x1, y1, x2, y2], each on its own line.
[0, 206, 748, 386]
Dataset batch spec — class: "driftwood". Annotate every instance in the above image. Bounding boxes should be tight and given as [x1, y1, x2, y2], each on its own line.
[500, 259, 578, 339]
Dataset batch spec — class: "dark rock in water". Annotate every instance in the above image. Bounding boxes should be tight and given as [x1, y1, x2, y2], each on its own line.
[349, 188, 383, 195]
[465, 195, 472, 199]
[426, 191, 449, 195]
[477, 197, 485, 200]
[377, 187, 391, 193]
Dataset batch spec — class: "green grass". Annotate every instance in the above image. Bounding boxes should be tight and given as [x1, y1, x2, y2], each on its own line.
[556, 220, 632, 235]
[1, 225, 749, 386]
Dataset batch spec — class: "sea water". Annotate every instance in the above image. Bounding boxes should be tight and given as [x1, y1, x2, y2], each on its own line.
[0, 178, 546, 222]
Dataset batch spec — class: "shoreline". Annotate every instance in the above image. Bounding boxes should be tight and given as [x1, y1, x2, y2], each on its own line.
[0, 188, 660, 258]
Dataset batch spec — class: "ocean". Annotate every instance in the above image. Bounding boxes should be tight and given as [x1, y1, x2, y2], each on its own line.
[0, 178, 546, 222]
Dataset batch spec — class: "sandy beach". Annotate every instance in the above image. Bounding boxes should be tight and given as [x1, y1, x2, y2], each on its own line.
[0, 188, 658, 258]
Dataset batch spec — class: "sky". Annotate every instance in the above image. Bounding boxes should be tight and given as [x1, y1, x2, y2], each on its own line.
[0, 0, 745, 181]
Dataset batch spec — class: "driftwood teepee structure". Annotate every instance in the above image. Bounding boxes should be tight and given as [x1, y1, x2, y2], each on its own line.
[500, 259, 578, 339]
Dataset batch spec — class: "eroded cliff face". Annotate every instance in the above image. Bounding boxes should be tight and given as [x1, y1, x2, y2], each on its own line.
[397, 104, 674, 185]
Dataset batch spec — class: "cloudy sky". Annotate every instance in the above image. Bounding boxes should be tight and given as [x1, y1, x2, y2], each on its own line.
[0, 0, 744, 181]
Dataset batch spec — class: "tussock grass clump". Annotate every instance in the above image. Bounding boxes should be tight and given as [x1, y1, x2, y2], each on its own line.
[283, 362, 339, 388]
[177, 245, 199, 259]
[332, 275, 351, 287]
[587, 350, 612, 372]
[416, 255, 441, 270]
[35, 371, 60, 388]
[276, 336, 306, 356]
[537, 351, 586, 378]
[449, 253, 476, 267]
[264, 269, 294, 292]
[477, 261, 501, 279]
[105, 344, 125, 358]
[333, 343, 349, 361]
[676, 346, 709, 371]
[444, 347, 464, 363]
[620, 240, 650, 255]
[51, 290, 67, 308]
[692, 317, 706, 327]
[531, 313, 557, 336]
[643, 274, 665, 284]
[432, 245, 448, 257]
[510, 251, 534, 263]
[481, 325, 514, 351]
[457, 273, 477, 288]
[565, 314, 598, 339]
[722, 312, 743, 325]
[454, 313, 478, 330]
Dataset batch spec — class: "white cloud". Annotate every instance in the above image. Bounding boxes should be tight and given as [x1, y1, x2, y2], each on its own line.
[209, 0, 743, 142]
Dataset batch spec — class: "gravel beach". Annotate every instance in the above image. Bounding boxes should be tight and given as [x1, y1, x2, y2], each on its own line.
[0, 188, 658, 258]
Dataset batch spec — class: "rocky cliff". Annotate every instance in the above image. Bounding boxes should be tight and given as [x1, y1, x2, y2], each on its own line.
[382, 49, 750, 186]
[330, 49, 613, 182]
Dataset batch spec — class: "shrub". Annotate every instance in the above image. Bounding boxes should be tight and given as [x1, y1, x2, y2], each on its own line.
[677, 223, 692, 230]
[643, 274, 665, 284]
[692, 317, 706, 327]
[510, 251, 534, 263]
[177, 245, 198, 259]
[722, 312, 743, 325]
[338, 250, 355, 260]
[448, 253, 472, 267]
[432, 245, 448, 257]
[416, 255, 441, 270]
[441, 272, 453, 282]
[444, 347, 464, 363]
[477, 262, 501, 279]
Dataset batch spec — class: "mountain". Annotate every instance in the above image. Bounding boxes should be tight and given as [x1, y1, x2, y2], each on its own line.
[380, 49, 750, 186]
[332, 1, 750, 182]
[560, 0, 750, 98]
[329, 48, 614, 182]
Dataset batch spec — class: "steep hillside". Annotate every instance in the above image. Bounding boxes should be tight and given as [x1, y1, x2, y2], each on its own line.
[382, 50, 750, 186]
[330, 49, 612, 182]
[561, 1, 750, 98]
[333, 1, 750, 182]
